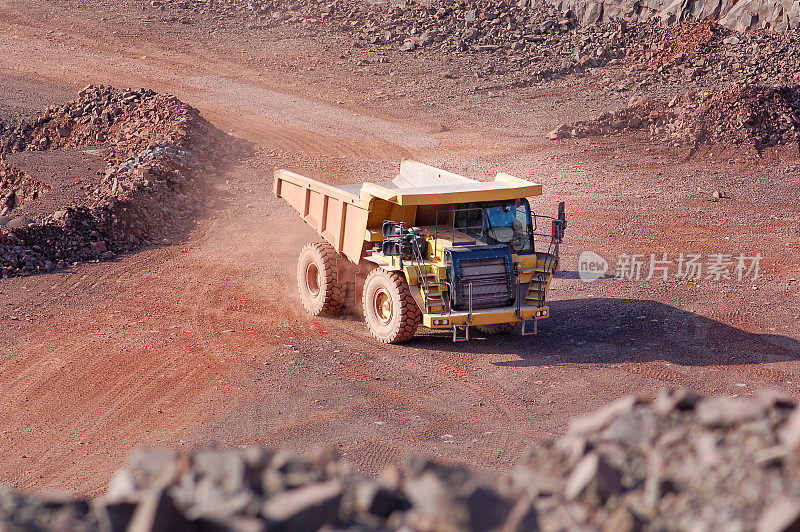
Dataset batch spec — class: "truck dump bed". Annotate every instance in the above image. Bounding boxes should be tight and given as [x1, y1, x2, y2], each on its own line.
[273, 169, 370, 262]
[273, 160, 543, 263]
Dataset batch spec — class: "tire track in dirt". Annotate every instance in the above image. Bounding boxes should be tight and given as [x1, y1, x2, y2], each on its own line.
[0, 305, 239, 493]
[313, 332, 529, 471]
[619, 361, 686, 382]
[233, 330, 478, 473]
[0, 209, 253, 493]
[703, 363, 792, 385]
[431, 350, 521, 466]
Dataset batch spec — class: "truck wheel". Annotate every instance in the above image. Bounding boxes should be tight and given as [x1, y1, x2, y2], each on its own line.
[362, 268, 421, 343]
[477, 322, 519, 335]
[297, 242, 345, 316]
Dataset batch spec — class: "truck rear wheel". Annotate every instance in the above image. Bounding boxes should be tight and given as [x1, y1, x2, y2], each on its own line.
[297, 242, 345, 316]
[362, 268, 421, 343]
[477, 322, 519, 335]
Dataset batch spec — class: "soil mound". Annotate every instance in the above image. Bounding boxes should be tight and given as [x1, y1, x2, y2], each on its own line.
[549, 85, 800, 149]
[3, 389, 800, 530]
[0, 85, 245, 278]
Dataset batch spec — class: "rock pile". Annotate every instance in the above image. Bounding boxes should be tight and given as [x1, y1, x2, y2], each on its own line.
[635, 22, 800, 87]
[550, 85, 800, 149]
[0, 86, 242, 278]
[644, 20, 719, 69]
[517, 389, 800, 530]
[159, 0, 800, 89]
[166, 0, 655, 82]
[4, 389, 800, 530]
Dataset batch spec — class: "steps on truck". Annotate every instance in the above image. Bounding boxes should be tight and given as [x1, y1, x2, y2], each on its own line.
[419, 265, 444, 313]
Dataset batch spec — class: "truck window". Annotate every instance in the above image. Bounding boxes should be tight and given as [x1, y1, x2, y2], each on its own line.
[455, 200, 534, 254]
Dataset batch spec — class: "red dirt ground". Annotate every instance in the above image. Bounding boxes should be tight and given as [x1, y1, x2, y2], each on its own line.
[0, 0, 798, 496]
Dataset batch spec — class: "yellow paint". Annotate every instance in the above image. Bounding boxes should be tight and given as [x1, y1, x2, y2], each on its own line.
[423, 306, 549, 328]
[360, 181, 543, 206]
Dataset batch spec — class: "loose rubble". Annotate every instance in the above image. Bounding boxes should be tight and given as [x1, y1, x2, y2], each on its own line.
[0, 156, 50, 217]
[5, 389, 800, 530]
[0, 85, 244, 278]
[164, 0, 654, 83]
[155, 1, 800, 89]
[636, 22, 800, 87]
[549, 85, 800, 149]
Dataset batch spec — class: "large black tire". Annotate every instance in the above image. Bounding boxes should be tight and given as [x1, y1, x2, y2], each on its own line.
[477, 322, 519, 335]
[297, 241, 346, 316]
[362, 268, 421, 343]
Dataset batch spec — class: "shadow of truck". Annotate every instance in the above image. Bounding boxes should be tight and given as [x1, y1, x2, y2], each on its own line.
[409, 298, 800, 368]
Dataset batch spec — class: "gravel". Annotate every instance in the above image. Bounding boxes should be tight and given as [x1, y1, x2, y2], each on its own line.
[4, 389, 800, 531]
[0, 85, 248, 278]
[153, 0, 800, 90]
[550, 85, 800, 150]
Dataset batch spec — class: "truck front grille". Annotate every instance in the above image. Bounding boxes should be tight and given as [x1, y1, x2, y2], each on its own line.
[447, 245, 515, 311]
[459, 257, 514, 309]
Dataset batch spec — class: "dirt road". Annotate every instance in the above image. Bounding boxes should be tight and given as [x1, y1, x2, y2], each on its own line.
[0, 0, 798, 496]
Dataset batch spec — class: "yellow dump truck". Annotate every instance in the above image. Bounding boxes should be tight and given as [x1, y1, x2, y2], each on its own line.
[273, 160, 565, 343]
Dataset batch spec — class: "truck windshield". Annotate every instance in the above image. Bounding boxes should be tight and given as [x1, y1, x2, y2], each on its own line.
[454, 199, 534, 254]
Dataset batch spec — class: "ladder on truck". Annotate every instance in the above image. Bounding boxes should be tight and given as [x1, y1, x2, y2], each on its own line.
[409, 229, 448, 315]
[519, 214, 563, 336]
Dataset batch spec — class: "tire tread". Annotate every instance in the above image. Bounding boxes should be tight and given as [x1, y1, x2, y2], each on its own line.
[362, 268, 421, 343]
[297, 241, 345, 315]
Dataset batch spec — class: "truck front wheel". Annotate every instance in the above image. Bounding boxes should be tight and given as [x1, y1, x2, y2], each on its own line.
[362, 268, 421, 343]
[297, 241, 346, 316]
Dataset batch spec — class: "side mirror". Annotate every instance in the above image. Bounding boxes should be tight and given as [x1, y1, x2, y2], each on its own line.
[382, 220, 402, 238]
[381, 240, 402, 256]
[551, 219, 565, 243]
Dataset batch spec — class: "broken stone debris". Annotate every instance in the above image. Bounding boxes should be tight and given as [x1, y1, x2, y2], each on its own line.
[3, 389, 800, 530]
[549, 85, 800, 150]
[0, 85, 248, 278]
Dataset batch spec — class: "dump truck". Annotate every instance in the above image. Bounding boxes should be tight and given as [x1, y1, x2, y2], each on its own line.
[273, 160, 566, 343]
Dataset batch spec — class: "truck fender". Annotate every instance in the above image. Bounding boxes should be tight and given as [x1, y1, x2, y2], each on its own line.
[363, 255, 401, 271]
